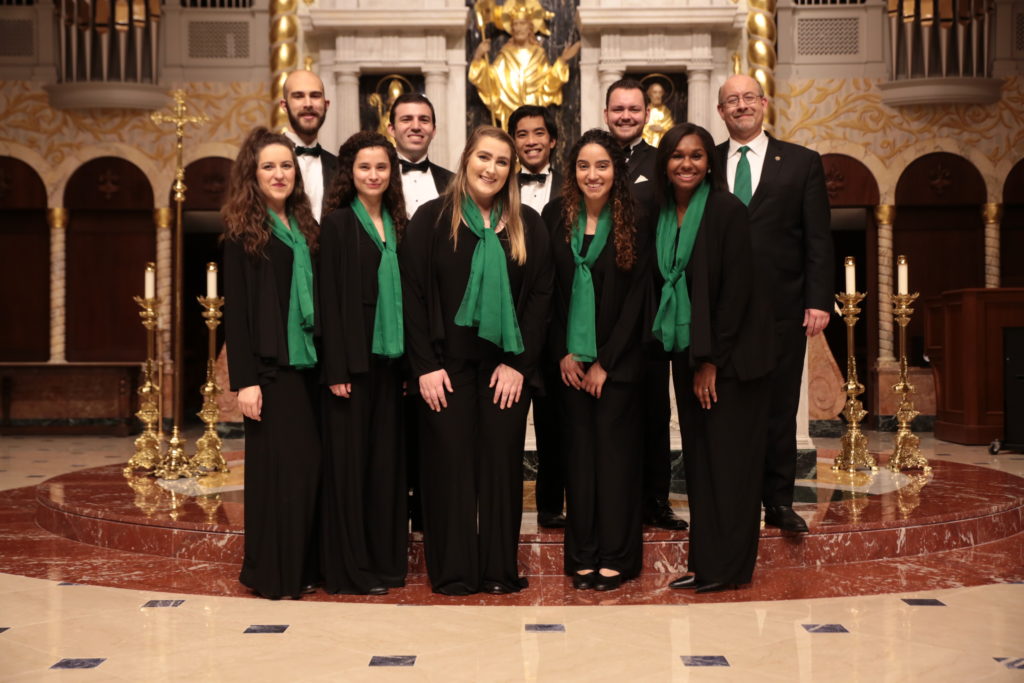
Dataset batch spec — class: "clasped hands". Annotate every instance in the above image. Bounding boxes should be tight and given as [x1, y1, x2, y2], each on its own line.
[417, 363, 523, 412]
[560, 355, 607, 399]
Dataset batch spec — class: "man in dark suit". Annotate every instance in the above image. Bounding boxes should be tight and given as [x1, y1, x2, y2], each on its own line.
[387, 93, 453, 217]
[509, 105, 563, 214]
[715, 74, 833, 533]
[507, 104, 565, 529]
[604, 79, 687, 531]
[280, 69, 338, 223]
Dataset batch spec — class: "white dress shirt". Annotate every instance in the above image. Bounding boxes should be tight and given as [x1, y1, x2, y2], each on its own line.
[285, 129, 325, 222]
[725, 130, 769, 199]
[398, 153, 440, 217]
[519, 163, 553, 214]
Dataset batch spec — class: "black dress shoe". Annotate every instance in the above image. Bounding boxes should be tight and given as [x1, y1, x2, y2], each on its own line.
[644, 501, 689, 531]
[483, 582, 514, 595]
[572, 571, 595, 590]
[695, 581, 737, 594]
[593, 573, 623, 592]
[367, 586, 388, 596]
[764, 505, 809, 533]
[668, 574, 698, 590]
[538, 512, 567, 529]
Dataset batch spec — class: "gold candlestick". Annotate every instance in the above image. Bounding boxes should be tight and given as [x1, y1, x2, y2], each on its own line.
[192, 279, 229, 475]
[889, 290, 931, 472]
[833, 286, 878, 473]
[125, 291, 162, 476]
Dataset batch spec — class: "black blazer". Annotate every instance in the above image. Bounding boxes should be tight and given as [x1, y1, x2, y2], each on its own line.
[319, 150, 340, 218]
[715, 134, 832, 322]
[399, 197, 554, 388]
[428, 161, 454, 195]
[543, 196, 654, 383]
[627, 139, 657, 206]
[664, 190, 775, 382]
[548, 169, 564, 206]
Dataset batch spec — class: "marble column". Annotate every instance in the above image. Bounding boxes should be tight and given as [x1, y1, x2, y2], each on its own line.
[318, 49, 338, 154]
[686, 66, 712, 129]
[875, 204, 895, 362]
[47, 207, 67, 363]
[423, 67, 449, 168]
[154, 207, 173, 364]
[597, 65, 624, 130]
[335, 68, 361, 145]
[796, 350, 815, 451]
[983, 202, 1002, 288]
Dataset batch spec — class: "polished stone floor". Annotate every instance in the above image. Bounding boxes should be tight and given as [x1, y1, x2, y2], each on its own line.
[1, 431, 1022, 681]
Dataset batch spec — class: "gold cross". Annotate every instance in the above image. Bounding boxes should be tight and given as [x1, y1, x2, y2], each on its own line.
[151, 90, 208, 203]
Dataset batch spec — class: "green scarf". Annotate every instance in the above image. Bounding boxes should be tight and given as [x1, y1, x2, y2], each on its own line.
[652, 181, 709, 352]
[453, 196, 524, 354]
[566, 203, 612, 362]
[351, 198, 403, 358]
[267, 211, 318, 368]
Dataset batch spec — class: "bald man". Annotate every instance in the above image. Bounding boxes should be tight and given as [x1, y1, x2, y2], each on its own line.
[715, 74, 833, 533]
[281, 70, 338, 222]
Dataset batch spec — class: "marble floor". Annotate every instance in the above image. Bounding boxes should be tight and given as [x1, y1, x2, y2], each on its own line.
[1, 431, 1023, 681]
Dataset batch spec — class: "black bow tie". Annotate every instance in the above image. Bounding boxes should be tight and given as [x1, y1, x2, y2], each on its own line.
[400, 159, 431, 174]
[295, 144, 321, 157]
[518, 172, 547, 185]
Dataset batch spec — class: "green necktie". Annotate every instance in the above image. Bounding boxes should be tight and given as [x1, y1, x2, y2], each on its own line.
[734, 145, 752, 206]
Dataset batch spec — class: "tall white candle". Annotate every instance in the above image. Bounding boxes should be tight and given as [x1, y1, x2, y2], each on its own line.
[206, 262, 218, 299]
[144, 262, 155, 299]
[844, 256, 856, 295]
[897, 255, 908, 295]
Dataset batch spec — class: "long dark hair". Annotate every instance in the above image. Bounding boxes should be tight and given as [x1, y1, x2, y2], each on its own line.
[559, 128, 636, 271]
[221, 127, 318, 256]
[324, 131, 408, 241]
[654, 123, 726, 207]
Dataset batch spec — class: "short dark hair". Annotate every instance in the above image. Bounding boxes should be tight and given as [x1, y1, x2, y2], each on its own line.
[507, 105, 558, 141]
[388, 93, 437, 126]
[654, 123, 726, 206]
[604, 78, 648, 108]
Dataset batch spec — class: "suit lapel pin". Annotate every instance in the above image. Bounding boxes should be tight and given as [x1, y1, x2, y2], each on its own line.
[775, 156, 781, 161]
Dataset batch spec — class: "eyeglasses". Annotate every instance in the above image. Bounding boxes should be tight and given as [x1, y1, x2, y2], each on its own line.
[720, 92, 762, 108]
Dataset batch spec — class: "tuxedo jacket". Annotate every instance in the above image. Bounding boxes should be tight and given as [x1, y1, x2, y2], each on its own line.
[715, 134, 832, 322]
[427, 161, 454, 195]
[320, 149, 340, 217]
[626, 140, 657, 207]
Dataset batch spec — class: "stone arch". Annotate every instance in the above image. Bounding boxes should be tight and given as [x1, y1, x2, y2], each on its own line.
[1002, 158, 1024, 287]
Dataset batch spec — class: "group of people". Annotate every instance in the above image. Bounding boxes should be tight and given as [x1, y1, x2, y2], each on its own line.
[221, 68, 832, 599]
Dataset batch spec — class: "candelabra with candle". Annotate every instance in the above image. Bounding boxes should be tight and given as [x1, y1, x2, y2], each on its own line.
[192, 262, 229, 475]
[889, 255, 930, 472]
[125, 263, 162, 476]
[833, 256, 878, 473]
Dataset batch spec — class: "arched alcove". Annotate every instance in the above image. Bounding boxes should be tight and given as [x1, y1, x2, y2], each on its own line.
[0, 157, 49, 361]
[64, 157, 155, 361]
[894, 152, 986, 364]
[1002, 159, 1024, 287]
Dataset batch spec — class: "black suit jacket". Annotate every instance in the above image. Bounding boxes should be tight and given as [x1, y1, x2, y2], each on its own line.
[319, 149, 339, 218]
[715, 134, 832, 322]
[627, 139, 657, 207]
[673, 190, 776, 381]
[428, 161, 454, 195]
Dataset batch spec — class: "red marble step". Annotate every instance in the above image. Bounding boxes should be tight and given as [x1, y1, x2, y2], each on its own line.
[34, 458, 1024, 574]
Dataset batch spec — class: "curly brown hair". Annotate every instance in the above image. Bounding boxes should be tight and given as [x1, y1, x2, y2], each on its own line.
[558, 128, 636, 271]
[221, 127, 319, 257]
[323, 131, 408, 241]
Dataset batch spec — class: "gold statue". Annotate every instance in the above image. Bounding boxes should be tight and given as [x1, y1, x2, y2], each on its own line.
[641, 76, 676, 148]
[367, 75, 411, 145]
[469, 0, 580, 130]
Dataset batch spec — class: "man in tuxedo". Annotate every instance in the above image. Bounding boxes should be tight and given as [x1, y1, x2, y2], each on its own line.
[604, 79, 687, 532]
[280, 69, 338, 223]
[508, 105, 565, 529]
[716, 74, 833, 533]
[387, 93, 454, 217]
[509, 105, 562, 214]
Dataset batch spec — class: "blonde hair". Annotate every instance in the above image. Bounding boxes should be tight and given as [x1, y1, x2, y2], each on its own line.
[443, 126, 527, 264]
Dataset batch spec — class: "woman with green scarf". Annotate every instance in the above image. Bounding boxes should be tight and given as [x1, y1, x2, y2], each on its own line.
[318, 132, 408, 596]
[543, 129, 654, 592]
[399, 126, 553, 596]
[222, 128, 321, 600]
[652, 124, 776, 594]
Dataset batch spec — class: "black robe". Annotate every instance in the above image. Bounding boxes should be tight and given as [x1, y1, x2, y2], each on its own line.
[223, 234, 321, 600]
[317, 206, 407, 593]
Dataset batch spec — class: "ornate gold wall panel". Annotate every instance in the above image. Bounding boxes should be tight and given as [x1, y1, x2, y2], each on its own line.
[774, 76, 1024, 202]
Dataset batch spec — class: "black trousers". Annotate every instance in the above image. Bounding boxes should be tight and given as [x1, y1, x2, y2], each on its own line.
[641, 357, 672, 510]
[240, 367, 321, 599]
[320, 358, 407, 594]
[418, 361, 531, 595]
[562, 379, 643, 577]
[532, 359, 566, 517]
[674, 360, 768, 586]
[762, 321, 808, 507]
